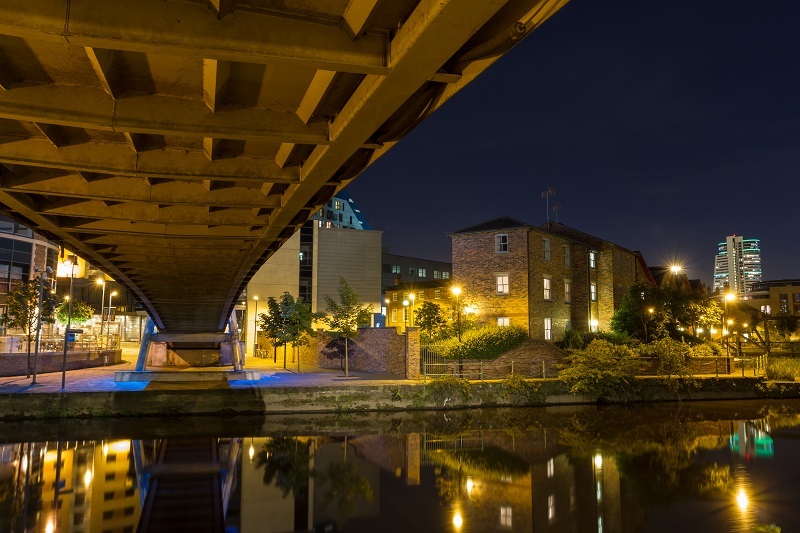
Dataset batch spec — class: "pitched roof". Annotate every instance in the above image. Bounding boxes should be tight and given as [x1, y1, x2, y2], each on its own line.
[450, 216, 530, 235]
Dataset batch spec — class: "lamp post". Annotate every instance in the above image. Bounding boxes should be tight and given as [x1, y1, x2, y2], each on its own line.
[644, 307, 654, 343]
[253, 296, 259, 357]
[451, 287, 462, 342]
[106, 291, 117, 349]
[409, 293, 415, 327]
[96, 278, 105, 340]
[402, 299, 409, 332]
[32, 266, 53, 385]
[60, 255, 76, 390]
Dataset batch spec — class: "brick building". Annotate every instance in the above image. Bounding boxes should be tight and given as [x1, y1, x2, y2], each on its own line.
[449, 217, 653, 340]
[384, 280, 453, 332]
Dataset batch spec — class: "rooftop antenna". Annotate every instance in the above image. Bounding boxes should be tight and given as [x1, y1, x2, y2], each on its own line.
[552, 203, 561, 223]
[541, 186, 556, 229]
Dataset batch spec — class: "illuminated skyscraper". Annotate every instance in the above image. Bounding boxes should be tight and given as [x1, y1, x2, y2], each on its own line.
[713, 236, 762, 295]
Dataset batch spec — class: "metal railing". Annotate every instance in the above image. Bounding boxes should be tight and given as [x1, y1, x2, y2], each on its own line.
[0, 334, 119, 354]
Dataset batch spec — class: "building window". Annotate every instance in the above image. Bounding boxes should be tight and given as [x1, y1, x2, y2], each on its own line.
[392, 293, 398, 302]
[500, 506, 512, 527]
[495, 234, 508, 253]
[543, 277, 552, 300]
[565, 280, 572, 303]
[496, 274, 509, 294]
[780, 293, 788, 303]
[591, 283, 597, 302]
[435, 290, 441, 299]
[409, 268, 415, 276]
[434, 270, 441, 279]
[391, 265, 401, 274]
[794, 293, 800, 303]
[403, 292, 409, 300]
[334, 200, 342, 210]
[442, 272, 450, 279]
[417, 268, 426, 277]
[391, 309, 397, 322]
[780, 304, 789, 313]
[418, 291, 425, 301]
[547, 458, 554, 478]
[548, 494, 556, 522]
[544, 318, 552, 340]
[589, 251, 597, 268]
[543, 238, 551, 261]
[497, 317, 510, 327]
[403, 308, 408, 322]
[563, 244, 570, 267]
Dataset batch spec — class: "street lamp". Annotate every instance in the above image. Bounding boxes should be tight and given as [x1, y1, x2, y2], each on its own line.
[645, 307, 654, 343]
[451, 287, 462, 342]
[253, 296, 259, 357]
[61, 255, 76, 390]
[106, 291, 117, 349]
[96, 278, 105, 340]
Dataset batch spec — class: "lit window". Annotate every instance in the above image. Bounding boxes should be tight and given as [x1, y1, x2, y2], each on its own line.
[497, 317, 510, 327]
[334, 200, 342, 210]
[548, 494, 556, 522]
[418, 292, 425, 301]
[543, 238, 551, 261]
[565, 280, 572, 303]
[391, 309, 397, 322]
[563, 244, 570, 267]
[435, 290, 441, 299]
[418, 268, 426, 277]
[496, 274, 509, 294]
[392, 293, 398, 302]
[442, 272, 450, 279]
[591, 283, 597, 302]
[403, 292, 409, 299]
[543, 277, 552, 300]
[500, 506, 512, 527]
[495, 234, 508, 253]
[544, 318, 552, 340]
[547, 458, 554, 478]
[589, 251, 597, 268]
[391, 265, 401, 274]
[433, 270, 441, 279]
[325, 221, 332, 228]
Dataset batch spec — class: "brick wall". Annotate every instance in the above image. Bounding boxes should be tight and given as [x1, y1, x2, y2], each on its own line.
[316, 326, 415, 377]
[452, 227, 530, 330]
[527, 229, 574, 341]
[0, 349, 121, 377]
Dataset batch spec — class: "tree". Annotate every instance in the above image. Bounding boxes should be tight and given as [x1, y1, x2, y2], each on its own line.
[775, 312, 799, 339]
[56, 299, 94, 324]
[324, 278, 372, 377]
[259, 297, 286, 363]
[279, 292, 322, 371]
[1, 277, 58, 377]
[416, 301, 447, 341]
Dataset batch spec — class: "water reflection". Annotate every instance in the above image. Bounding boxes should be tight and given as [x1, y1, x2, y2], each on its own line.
[1, 401, 799, 532]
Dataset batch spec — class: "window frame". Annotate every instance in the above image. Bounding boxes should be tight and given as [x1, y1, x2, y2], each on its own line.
[495, 233, 509, 254]
[496, 273, 510, 295]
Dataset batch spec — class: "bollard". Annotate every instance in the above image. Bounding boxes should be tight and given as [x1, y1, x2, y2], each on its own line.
[542, 360, 546, 379]
[511, 360, 515, 374]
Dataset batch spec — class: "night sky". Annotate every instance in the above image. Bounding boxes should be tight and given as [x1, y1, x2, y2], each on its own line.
[346, 0, 800, 287]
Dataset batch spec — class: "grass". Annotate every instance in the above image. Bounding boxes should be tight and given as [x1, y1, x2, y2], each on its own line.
[765, 357, 800, 381]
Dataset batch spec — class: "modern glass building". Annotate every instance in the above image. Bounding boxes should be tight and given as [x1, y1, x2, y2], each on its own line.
[713, 235, 763, 296]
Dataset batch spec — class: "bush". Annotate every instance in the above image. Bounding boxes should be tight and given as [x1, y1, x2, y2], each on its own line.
[558, 344, 642, 402]
[425, 376, 472, 406]
[766, 358, 800, 381]
[438, 325, 527, 361]
[640, 338, 692, 378]
[501, 373, 545, 406]
[690, 342, 723, 358]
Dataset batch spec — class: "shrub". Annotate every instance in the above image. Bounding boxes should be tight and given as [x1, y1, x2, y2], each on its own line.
[425, 376, 472, 406]
[690, 342, 723, 358]
[640, 338, 692, 378]
[501, 373, 545, 406]
[765, 358, 800, 381]
[561, 328, 585, 350]
[558, 345, 642, 402]
[583, 339, 638, 358]
[438, 325, 527, 361]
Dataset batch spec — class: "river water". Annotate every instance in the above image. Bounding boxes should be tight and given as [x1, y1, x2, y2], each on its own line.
[1, 400, 798, 532]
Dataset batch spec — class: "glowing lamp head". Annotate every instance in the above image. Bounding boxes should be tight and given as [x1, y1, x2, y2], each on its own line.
[670, 265, 682, 274]
[451, 286, 461, 297]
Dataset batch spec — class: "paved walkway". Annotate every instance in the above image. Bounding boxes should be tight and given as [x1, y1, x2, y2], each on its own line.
[0, 342, 410, 395]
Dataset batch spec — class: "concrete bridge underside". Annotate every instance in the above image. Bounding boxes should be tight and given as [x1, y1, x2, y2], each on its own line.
[0, 0, 567, 336]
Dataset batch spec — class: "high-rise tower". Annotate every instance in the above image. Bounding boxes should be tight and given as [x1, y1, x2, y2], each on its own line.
[713, 236, 763, 295]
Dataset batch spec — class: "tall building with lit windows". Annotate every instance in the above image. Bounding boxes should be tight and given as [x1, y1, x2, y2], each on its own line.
[713, 236, 763, 296]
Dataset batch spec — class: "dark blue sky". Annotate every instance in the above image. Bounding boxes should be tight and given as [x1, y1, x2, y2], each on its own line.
[347, 0, 800, 286]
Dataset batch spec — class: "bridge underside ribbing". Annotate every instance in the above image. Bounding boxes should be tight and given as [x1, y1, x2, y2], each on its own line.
[0, 0, 568, 334]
